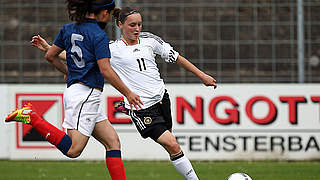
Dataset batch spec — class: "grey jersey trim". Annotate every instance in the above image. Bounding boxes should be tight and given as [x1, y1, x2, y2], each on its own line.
[139, 32, 164, 45]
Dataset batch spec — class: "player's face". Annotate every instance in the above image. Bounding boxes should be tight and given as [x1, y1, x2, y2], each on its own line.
[121, 13, 142, 42]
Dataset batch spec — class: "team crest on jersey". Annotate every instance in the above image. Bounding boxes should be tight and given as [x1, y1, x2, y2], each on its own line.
[144, 117, 152, 125]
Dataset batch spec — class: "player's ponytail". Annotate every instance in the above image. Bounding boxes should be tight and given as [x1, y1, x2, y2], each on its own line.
[66, 0, 91, 23]
[66, 0, 115, 23]
[113, 7, 121, 26]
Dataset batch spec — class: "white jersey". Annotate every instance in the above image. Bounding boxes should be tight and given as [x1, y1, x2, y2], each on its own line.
[110, 32, 179, 109]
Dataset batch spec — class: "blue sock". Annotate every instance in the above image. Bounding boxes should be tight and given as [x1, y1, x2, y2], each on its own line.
[106, 150, 121, 158]
[56, 134, 72, 155]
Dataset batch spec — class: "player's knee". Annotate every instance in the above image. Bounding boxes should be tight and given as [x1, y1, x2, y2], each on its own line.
[167, 140, 181, 154]
[105, 136, 121, 150]
[66, 148, 83, 158]
[67, 152, 81, 158]
[172, 142, 181, 154]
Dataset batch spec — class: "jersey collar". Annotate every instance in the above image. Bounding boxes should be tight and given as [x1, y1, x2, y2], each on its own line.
[121, 37, 140, 46]
[84, 18, 98, 23]
[84, 18, 106, 29]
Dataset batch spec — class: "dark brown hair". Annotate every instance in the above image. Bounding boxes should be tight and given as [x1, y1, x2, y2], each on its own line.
[66, 0, 116, 23]
[113, 7, 140, 26]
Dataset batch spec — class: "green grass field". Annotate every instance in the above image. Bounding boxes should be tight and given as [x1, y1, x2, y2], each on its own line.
[0, 160, 319, 180]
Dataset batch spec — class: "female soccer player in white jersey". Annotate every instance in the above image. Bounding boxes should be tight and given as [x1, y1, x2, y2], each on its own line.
[111, 7, 216, 180]
[6, 2, 143, 180]
[29, 7, 217, 180]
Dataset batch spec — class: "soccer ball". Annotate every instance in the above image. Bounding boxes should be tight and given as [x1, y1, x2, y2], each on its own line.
[227, 173, 252, 180]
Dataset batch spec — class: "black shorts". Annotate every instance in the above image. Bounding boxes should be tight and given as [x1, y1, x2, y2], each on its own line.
[129, 90, 173, 141]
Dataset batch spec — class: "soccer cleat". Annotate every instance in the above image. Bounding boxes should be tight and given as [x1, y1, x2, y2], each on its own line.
[5, 103, 33, 124]
[114, 100, 129, 115]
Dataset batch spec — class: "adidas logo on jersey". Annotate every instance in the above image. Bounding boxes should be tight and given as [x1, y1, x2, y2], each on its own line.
[133, 48, 140, 52]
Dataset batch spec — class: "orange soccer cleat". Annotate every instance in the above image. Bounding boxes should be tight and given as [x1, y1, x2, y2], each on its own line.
[114, 100, 129, 115]
[5, 103, 33, 124]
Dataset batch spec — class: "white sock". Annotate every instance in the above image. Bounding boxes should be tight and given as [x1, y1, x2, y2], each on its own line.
[171, 155, 199, 180]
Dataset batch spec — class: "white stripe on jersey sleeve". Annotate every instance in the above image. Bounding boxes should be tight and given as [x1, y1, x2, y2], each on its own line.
[140, 32, 179, 63]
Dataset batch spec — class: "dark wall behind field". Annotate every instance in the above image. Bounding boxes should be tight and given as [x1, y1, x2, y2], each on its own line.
[1, 0, 319, 83]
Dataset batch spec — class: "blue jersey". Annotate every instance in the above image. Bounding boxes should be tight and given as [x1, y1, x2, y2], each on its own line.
[54, 18, 110, 89]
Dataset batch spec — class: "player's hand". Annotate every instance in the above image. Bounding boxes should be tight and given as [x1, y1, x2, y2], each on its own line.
[126, 92, 143, 111]
[30, 35, 51, 52]
[63, 74, 68, 82]
[201, 74, 217, 89]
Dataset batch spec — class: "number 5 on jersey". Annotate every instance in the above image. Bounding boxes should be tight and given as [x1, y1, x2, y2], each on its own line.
[71, 33, 85, 68]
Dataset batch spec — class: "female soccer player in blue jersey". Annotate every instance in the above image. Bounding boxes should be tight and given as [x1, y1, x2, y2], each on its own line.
[6, 1, 143, 180]
[29, 7, 217, 180]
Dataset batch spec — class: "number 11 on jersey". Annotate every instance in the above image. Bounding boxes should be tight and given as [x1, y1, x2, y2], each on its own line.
[137, 58, 146, 71]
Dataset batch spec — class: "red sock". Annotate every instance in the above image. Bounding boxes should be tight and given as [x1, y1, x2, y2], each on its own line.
[30, 112, 69, 147]
[106, 150, 127, 180]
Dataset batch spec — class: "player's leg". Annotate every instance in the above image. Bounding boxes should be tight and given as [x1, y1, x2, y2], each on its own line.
[30, 111, 90, 157]
[130, 106, 200, 180]
[62, 83, 101, 157]
[31, 83, 97, 158]
[157, 131, 199, 180]
[129, 92, 199, 180]
[157, 90, 200, 180]
[156, 130, 180, 154]
[65, 129, 89, 158]
[92, 120, 127, 180]
[5, 104, 73, 156]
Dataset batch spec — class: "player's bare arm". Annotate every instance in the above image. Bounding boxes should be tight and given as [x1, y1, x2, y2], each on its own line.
[176, 55, 217, 88]
[31, 35, 67, 61]
[45, 45, 68, 75]
[97, 58, 143, 110]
